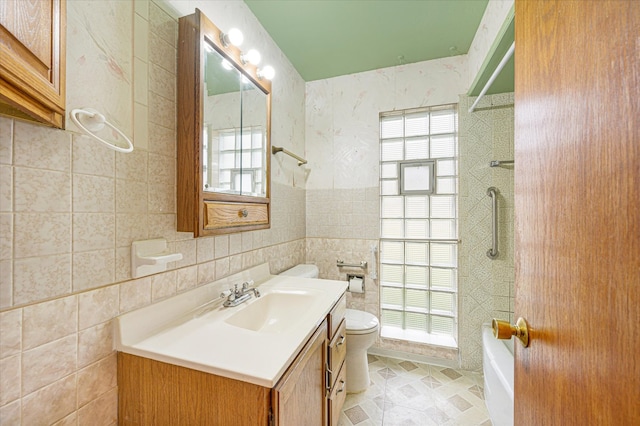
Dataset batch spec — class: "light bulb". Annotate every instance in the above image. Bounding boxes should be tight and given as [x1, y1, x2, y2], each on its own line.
[221, 27, 243, 47]
[241, 49, 261, 66]
[257, 65, 275, 81]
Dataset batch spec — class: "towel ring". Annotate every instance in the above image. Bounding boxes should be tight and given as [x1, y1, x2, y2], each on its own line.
[70, 108, 134, 153]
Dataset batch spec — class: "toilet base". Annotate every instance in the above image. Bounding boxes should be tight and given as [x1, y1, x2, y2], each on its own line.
[346, 351, 371, 393]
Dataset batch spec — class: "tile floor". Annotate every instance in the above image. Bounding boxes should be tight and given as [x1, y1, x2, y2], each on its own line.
[337, 355, 492, 426]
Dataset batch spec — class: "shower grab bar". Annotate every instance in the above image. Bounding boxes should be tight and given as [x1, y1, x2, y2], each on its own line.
[272, 146, 307, 166]
[336, 260, 368, 269]
[489, 160, 514, 168]
[487, 187, 499, 259]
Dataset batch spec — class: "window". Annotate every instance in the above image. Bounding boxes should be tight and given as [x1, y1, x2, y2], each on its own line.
[203, 125, 265, 196]
[379, 105, 458, 347]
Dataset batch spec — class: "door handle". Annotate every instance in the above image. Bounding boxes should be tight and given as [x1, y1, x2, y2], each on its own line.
[492, 317, 530, 348]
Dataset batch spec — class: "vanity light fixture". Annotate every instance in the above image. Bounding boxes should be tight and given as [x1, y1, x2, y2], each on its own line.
[257, 65, 275, 81]
[220, 27, 243, 47]
[241, 49, 261, 66]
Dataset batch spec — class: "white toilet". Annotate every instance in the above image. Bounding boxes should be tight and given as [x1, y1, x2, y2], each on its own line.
[279, 264, 380, 393]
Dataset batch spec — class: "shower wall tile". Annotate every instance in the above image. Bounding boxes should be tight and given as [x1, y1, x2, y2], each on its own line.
[458, 93, 514, 370]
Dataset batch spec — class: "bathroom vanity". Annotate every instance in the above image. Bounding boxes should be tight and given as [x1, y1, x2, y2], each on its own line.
[115, 264, 347, 425]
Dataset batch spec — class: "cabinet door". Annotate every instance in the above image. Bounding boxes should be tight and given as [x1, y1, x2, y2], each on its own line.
[272, 321, 328, 426]
[0, 0, 66, 128]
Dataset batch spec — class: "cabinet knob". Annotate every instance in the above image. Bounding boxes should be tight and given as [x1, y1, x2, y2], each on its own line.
[239, 209, 249, 218]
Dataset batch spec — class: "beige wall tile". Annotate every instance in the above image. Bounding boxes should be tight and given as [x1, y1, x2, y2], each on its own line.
[176, 265, 197, 292]
[196, 237, 214, 263]
[151, 270, 176, 301]
[149, 1, 176, 47]
[147, 122, 175, 156]
[0, 354, 20, 405]
[14, 168, 70, 212]
[0, 309, 21, 358]
[148, 152, 174, 186]
[78, 286, 119, 330]
[13, 254, 71, 305]
[116, 147, 148, 182]
[148, 91, 175, 129]
[77, 354, 116, 408]
[72, 174, 115, 213]
[77, 386, 117, 426]
[23, 296, 77, 350]
[148, 34, 177, 74]
[0, 166, 11, 212]
[13, 121, 71, 171]
[149, 62, 175, 100]
[148, 183, 175, 213]
[73, 213, 115, 252]
[0, 116, 12, 165]
[134, 0, 148, 19]
[115, 247, 132, 282]
[13, 213, 71, 258]
[72, 135, 115, 177]
[78, 321, 113, 369]
[22, 374, 76, 426]
[214, 235, 229, 259]
[1, 261, 12, 307]
[214, 257, 229, 280]
[52, 412, 76, 426]
[0, 399, 20, 425]
[22, 335, 77, 395]
[116, 213, 148, 248]
[119, 276, 151, 313]
[197, 261, 215, 286]
[0, 213, 11, 259]
[115, 179, 148, 213]
[174, 239, 196, 268]
[72, 249, 115, 292]
[229, 234, 242, 256]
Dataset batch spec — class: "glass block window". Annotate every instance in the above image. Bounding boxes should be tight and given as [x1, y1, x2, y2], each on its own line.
[379, 105, 458, 347]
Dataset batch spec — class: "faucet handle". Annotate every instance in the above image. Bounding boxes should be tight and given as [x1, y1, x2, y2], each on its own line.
[242, 280, 255, 289]
[220, 289, 232, 298]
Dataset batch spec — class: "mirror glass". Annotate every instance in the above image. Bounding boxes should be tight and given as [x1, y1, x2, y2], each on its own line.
[202, 42, 268, 197]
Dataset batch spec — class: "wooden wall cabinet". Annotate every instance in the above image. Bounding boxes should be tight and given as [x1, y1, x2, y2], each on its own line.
[118, 295, 348, 425]
[0, 0, 66, 128]
[178, 9, 271, 237]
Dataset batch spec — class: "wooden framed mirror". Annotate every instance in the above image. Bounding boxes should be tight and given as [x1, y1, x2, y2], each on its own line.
[177, 9, 271, 237]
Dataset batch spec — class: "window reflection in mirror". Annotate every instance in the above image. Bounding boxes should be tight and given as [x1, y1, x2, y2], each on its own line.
[202, 43, 267, 197]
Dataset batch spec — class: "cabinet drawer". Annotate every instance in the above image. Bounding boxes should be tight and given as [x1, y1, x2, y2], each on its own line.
[328, 360, 347, 426]
[203, 201, 268, 230]
[328, 293, 346, 340]
[328, 318, 346, 382]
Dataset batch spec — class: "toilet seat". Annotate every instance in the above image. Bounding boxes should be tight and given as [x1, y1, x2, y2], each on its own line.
[345, 309, 379, 335]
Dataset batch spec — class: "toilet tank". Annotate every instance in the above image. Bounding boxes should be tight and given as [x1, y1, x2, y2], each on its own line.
[279, 264, 319, 278]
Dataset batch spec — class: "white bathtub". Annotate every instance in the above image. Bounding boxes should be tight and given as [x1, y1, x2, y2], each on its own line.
[482, 323, 514, 426]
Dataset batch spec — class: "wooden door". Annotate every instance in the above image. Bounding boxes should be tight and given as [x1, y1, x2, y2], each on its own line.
[514, 0, 639, 424]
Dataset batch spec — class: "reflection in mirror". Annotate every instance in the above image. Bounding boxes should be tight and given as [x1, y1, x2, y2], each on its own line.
[202, 43, 267, 197]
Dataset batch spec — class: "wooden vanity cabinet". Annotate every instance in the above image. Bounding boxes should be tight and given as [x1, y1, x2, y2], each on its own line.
[326, 294, 347, 426]
[272, 320, 328, 426]
[0, 0, 66, 128]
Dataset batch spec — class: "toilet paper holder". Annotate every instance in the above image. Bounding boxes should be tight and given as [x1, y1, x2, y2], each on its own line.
[337, 260, 367, 269]
[347, 274, 365, 293]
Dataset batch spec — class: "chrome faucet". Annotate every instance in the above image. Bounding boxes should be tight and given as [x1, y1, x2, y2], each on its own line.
[221, 280, 260, 307]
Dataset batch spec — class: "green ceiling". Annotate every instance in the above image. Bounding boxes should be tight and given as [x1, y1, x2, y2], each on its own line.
[244, 0, 491, 82]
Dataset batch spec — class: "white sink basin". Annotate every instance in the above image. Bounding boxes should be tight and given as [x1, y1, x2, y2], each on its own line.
[225, 291, 318, 333]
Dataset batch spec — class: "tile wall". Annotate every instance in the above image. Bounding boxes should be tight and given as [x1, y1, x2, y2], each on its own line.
[0, 0, 307, 424]
[458, 93, 515, 370]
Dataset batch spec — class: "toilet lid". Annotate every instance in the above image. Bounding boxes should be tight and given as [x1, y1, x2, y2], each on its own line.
[345, 309, 379, 335]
